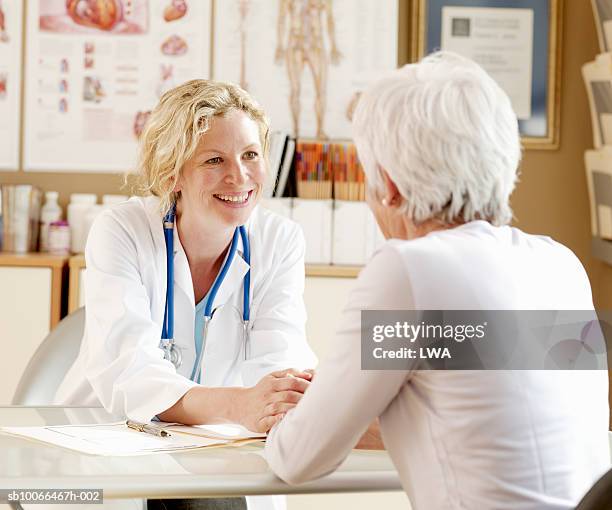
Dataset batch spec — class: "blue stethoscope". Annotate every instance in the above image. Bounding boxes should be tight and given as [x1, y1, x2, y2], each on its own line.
[158, 204, 251, 382]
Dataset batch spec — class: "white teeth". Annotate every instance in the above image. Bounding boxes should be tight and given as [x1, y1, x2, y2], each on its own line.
[215, 193, 249, 203]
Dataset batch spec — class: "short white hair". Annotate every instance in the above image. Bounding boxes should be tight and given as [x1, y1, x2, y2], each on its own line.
[352, 51, 521, 226]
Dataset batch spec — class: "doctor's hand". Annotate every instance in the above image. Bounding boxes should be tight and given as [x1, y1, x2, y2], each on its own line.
[236, 369, 312, 433]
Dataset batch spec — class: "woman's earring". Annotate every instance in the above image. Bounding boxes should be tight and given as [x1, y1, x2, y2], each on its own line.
[381, 198, 389, 207]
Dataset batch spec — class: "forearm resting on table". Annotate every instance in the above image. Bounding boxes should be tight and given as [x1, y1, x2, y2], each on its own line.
[355, 419, 385, 450]
[157, 386, 244, 425]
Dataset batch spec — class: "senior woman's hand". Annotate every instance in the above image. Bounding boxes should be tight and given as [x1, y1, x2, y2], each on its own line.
[237, 369, 313, 433]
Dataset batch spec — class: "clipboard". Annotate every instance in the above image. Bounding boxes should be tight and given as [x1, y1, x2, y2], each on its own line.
[0, 421, 265, 456]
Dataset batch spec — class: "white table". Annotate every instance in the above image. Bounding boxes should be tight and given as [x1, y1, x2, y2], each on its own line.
[0, 407, 402, 501]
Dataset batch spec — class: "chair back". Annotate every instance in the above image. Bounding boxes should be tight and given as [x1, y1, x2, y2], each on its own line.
[12, 307, 85, 405]
[575, 466, 612, 510]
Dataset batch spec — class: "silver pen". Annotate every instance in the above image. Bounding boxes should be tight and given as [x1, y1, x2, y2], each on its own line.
[126, 420, 171, 437]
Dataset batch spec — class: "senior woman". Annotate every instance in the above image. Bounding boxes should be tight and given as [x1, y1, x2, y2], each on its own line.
[265, 52, 610, 509]
[56, 80, 316, 509]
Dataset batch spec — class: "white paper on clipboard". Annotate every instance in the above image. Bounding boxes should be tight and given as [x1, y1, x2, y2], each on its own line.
[0, 422, 231, 456]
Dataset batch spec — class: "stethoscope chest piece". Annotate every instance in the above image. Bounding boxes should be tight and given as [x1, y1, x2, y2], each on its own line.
[160, 338, 182, 369]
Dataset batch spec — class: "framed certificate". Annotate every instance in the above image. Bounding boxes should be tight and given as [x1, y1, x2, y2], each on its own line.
[413, 0, 563, 150]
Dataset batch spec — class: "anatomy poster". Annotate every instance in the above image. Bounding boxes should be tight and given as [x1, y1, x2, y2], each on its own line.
[24, 0, 211, 172]
[0, 0, 23, 170]
[213, 0, 398, 140]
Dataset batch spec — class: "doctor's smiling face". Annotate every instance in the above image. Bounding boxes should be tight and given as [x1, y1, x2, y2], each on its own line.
[174, 109, 266, 228]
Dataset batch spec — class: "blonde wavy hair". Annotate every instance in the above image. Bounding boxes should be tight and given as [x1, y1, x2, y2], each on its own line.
[131, 79, 270, 214]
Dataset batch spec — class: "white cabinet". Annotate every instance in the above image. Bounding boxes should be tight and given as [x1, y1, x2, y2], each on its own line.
[0, 254, 67, 404]
[303, 275, 355, 359]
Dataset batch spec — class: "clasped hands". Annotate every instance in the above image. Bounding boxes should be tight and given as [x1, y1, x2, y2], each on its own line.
[238, 368, 314, 433]
[241, 368, 384, 449]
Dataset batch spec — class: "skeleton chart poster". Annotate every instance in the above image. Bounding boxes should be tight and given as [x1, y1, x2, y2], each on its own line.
[213, 0, 398, 140]
[0, 0, 23, 170]
[24, 0, 211, 172]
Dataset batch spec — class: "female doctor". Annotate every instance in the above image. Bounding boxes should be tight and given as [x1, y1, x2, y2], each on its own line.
[56, 80, 317, 440]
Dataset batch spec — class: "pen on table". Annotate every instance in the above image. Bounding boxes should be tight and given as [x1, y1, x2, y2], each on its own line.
[126, 420, 171, 437]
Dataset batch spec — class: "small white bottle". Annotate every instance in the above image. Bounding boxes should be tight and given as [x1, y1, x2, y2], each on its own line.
[67, 193, 97, 254]
[39, 191, 62, 252]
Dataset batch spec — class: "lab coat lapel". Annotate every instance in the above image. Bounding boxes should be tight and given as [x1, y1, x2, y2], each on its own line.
[173, 226, 196, 308]
[211, 250, 249, 313]
[142, 196, 196, 359]
[144, 196, 166, 260]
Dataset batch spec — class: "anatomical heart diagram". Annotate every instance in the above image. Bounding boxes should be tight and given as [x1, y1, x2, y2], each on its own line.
[39, 0, 148, 35]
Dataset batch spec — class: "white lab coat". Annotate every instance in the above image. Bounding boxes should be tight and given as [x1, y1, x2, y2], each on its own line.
[55, 195, 317, 510]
